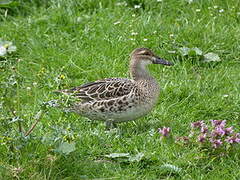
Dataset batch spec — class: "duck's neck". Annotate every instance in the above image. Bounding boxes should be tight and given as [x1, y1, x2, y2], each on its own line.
[130, 59, 154, 81]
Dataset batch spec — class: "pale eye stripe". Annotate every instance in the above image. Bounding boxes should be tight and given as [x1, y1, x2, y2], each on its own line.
[138, 50, 147, 55]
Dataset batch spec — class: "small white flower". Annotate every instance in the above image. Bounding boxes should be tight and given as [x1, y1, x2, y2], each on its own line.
[131, 32, 138, 36]
[157, 0, 162, 2]
[219, 9, 224, 13]
[132, 14, 136, 17]
[169, 34, 174, 38]
[26, 87, 31, 90]
[197, 19, 200, 22]
[134, 5, 141, 9]
[196, 9, 201, 12]
[213, 5, 218, 9]
[223, 94, 229, 98]
[0, 46, 7, 56]
[33, 82, 37, 86]
[143, 38, 148, 41]
[130, 38, 134, 41]
[153, 31, 157, 34]
[7, 45, 16, 53]
[113, 21, 120, 25]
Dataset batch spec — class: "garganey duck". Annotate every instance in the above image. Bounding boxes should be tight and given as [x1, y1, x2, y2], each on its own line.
[57, 48, 173, 129]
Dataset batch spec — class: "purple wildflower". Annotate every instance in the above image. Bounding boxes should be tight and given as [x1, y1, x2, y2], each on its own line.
[210, 139, 223, 148]
[226, 137, 235, 144]
[216, 126, 225, 136]
[198, 134, 207, 143]
[225, 133, 240, 144]
[224, 127, 234, 135]
[158, 127, 171, 137]
[210, 120, 226, 127]
[211, 126, 225, 137]
[201, 126, 208, 134]
[191, 121, 204, 128]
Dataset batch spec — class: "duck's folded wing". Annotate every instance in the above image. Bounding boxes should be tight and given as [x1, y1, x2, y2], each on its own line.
[58, 78, 136, 102]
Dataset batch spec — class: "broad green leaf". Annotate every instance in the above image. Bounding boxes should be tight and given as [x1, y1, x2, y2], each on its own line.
[160, 163, 182, 173]
[56, 142, 76, 155]
[192, 47, 203, 55]
[188, 49, 197, 56]
[203, 52, 221, 62]
[128, 152, 144, 162]
[179, 47, 190, 56]
[0, 0, 13, 5]
[178, 47, 202, 56]
[179, 47, 203, 56]
[105, 153, 130, 158]
[0, 0, 19, 7]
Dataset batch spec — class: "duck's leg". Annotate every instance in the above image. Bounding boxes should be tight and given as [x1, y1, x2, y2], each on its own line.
[105, 120, 117, 130]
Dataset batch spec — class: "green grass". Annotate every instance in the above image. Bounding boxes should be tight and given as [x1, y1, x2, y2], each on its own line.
[1, 0, 240, 179]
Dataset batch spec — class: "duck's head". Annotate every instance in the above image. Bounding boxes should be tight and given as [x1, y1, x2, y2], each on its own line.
[130, 48, 173, 66]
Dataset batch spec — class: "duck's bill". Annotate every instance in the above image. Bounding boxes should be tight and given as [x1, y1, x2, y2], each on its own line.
[153, 56, 174, 66]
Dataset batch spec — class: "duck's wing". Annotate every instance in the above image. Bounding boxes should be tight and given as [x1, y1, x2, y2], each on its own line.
[57, 78, 136, 102]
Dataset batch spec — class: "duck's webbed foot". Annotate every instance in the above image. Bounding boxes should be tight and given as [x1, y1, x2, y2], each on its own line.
[105, 120, 117, 130]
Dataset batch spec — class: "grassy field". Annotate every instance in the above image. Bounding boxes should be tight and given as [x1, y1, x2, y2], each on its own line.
[0, 0, 240, 179]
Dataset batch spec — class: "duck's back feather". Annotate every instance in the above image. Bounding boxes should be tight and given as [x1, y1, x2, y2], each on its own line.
[59, 78, 136, 102]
